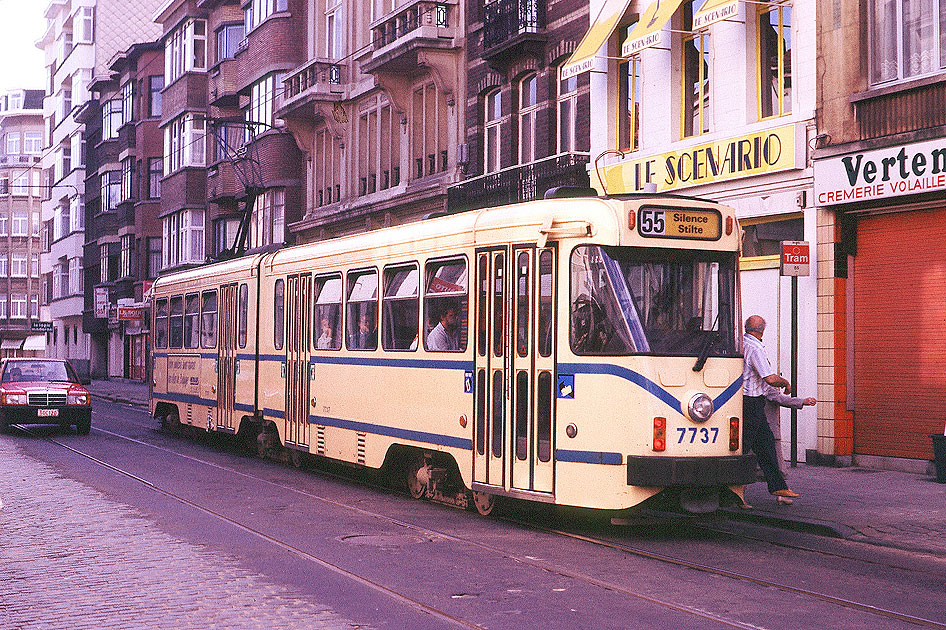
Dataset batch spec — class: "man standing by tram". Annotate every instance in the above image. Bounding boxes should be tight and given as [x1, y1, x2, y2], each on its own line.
[742, 315, 801, 505]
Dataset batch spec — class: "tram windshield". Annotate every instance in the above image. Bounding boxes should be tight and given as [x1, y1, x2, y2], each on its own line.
[570, 245, 738, 356]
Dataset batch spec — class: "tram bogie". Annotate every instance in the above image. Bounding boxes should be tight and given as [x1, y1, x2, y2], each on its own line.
[150, 194, 755, 515]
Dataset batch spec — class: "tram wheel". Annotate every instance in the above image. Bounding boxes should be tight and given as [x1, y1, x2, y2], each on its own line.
[405, 455, 428, 499]
[471, 490, 495, 516]
[161, 410, 180, 433]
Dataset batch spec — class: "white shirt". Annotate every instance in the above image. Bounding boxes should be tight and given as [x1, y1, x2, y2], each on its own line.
[743, 333, 775, 397]
[427, 323, 458, 351]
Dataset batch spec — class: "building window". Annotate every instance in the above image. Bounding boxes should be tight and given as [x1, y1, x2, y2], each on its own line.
[23, 132, 42, 154]
[121, 158, 134, 201]
[165, 18, 207, 84]
[121, 80, 134, 124]
[100, 171, 120, 211]
[519, 73, 538, 164]
[741, 216, 804, 258]
[10, 295, 25, 319]
[759, 3, 792, 119]
[148, 76, 164, 117]
[164, 114, 206, 174]
[31, 253, 38, 277]
[870, 0, 946, 84]
[356, 97, 400, 197]
[120, 234, 133, 278]
[410, 83, 448, 179]
[162, 209, 204, 269]
[0, 254, 7, 276]
[484, 89, 501, 173]
[148, 158, 162, 198]
[102, 99, 122, 140]
[6, 133, 19, 155]
[30, 295, 38, 319]
[251, 189, 284, 248]
[557, 74, 578, 153]
[76, 6, 94, 43]
[70, 195, 84, 233]
[100, 243, 109, 283]
[214, 217, 239, 255]
[11, 210, 27, 236]
[215, 23, 244, 63]
[618, 23, 641, 152]
[682, 2, 711, 138]
[246, 0, 288, 32]
[11, 173, 30, 196]
[147, 238, 162, 279]
[0, 296, 6, 318]
[244, 73, 281, 139]
[11, 253, 26, 278]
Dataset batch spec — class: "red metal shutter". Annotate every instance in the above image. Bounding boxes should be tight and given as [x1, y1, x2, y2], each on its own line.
[853, 208, 946, 459]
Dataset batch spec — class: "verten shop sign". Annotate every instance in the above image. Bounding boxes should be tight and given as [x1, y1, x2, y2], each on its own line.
[602, 124, 800, 193]
[814, 138, 946, 206]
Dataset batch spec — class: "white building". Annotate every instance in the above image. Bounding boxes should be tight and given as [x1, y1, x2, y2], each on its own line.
[573, 0, 819, 463]
[37, 0, 163, 377]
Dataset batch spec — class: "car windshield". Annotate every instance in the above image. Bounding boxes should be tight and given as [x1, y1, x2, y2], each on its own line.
[569, 245, 739, 356]
[2, 361, 77, 383]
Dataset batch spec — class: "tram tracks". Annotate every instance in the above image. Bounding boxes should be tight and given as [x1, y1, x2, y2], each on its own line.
[19, 413, 946, 630]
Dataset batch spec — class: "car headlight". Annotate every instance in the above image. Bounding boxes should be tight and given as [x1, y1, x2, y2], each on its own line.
[1, 391, 26, 405]
[687, 393, 714, 423]
[68, 393, 89, 406]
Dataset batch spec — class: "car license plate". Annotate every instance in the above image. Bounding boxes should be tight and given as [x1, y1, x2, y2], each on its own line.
[37, 408, 59, 417]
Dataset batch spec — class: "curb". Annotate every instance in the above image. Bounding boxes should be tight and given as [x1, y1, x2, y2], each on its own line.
[720, 507, 854, 539]
[90, 392, 149, 409]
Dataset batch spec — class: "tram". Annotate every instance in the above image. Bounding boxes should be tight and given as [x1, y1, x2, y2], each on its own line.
[150, 191, 755, 515]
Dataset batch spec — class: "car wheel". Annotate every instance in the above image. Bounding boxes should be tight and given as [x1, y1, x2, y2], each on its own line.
[76, 416, 91, 435]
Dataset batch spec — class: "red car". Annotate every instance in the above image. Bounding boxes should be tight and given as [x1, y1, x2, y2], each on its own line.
[0, 358, 92, 434]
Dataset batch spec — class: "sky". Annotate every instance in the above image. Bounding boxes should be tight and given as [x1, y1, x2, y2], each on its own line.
[0, 0, 47, 93]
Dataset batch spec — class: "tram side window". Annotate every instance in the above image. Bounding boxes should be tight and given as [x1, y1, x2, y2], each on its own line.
[424, 258, 468, 352]
[382, 264, 419, 351]
[169, 296, 184, 348]
[274, 279, 284, 350]
[239, 283, 248, 348]
[201, 290, 217, 348]
[346, 269, 378, 351]
[313, 274, 342, 350]
[184, 293, 200, 348]
[154, 298, 169, 349]
[537, 250, 553, 358]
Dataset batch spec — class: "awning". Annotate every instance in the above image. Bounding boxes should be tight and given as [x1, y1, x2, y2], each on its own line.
[693, 0, 739, 29]
[621, 0, 686, 56]
[561, 0, 634, 80]
[23, 335, 47, 351]
[1, 339, 23, 350]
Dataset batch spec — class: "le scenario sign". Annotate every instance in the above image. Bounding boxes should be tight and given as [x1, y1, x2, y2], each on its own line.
[601, 124, 803, 194]
[814, 138, 946, 206]
[780, 241, 810, 276]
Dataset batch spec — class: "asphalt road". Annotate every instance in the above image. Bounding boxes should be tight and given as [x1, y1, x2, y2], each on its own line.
[3, 398, 945, 630]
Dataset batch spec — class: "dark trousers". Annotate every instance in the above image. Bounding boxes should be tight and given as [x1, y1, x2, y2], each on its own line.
[744, 395, 788, 493]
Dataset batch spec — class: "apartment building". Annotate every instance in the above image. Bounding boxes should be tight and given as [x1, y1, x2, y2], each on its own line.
[278, 0, 466, 240]
[813, 0, 946, 470]
[448, 0, 592, 212]
[78, 41, 165, 380]
[0, 90, 46, 357]
[38, 0, 163, 377]
[578, 0, 818, 464]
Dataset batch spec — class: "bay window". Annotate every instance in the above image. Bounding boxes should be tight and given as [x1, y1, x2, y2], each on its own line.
[162, 209, 205, 268]
[165, 18, 207, 84]
[164, 114, 206, 174]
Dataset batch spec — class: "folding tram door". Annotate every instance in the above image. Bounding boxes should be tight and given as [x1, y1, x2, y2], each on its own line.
[217, 283, 239, 431]
[285, 274, 312, 451]
[473, 245, 556, 508]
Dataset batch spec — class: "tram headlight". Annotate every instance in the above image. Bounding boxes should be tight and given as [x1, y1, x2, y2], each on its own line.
[687, 393, 714, 423]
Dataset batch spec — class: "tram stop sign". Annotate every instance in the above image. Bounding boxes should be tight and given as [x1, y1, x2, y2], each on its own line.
[780, 241, 810, 276]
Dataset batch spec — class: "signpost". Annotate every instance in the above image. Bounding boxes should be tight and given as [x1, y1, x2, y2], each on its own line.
[780, 241, 810, 467]
[30, 321, 52, 332]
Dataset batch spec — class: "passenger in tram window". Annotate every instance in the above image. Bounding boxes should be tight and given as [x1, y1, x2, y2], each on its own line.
[351, 311, 377, 350]
[316, 318, 334, 349]
[426, 302, 461, 352]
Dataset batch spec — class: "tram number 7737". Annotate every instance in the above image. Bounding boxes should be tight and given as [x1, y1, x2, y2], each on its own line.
[676, 427, 719, 444]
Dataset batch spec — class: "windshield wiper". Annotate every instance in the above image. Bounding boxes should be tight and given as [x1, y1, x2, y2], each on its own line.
[692, 332, 719, 372]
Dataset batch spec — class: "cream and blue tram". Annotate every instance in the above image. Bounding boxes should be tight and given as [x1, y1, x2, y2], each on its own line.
[150, 193, 755, 515]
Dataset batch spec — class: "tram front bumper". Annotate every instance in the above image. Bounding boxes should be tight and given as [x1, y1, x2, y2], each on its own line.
[626, 453, 757, 487]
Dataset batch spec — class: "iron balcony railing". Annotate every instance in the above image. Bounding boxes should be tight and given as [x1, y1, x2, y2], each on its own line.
[482, 0, 545, 51]
[371, 0, 453, 49]
[282, 59, 345, 103]
[447, 152, 590, 213]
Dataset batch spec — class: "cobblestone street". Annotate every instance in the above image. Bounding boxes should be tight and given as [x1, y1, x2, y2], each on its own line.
[0, 439, 368, 630]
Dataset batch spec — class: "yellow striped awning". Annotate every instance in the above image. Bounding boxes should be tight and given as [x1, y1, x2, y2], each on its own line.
[561, 0, 634, 80]
[621, 0, 685, 56]
[693, 0, 739, 29]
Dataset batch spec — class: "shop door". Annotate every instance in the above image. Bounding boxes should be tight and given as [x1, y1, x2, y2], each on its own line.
[217, 283, 239, 431]
[285, 274, 312, 449]
[473, 246, 556, 495]
[853, 209, 946, 459]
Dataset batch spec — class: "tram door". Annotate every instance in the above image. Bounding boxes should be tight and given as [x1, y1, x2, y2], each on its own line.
[217, 283, 239, 431]
[474, 246, 556, 495]
[285, 274, 312, 449]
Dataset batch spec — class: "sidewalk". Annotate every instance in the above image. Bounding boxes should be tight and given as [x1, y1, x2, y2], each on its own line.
[87, 379, 946, 557]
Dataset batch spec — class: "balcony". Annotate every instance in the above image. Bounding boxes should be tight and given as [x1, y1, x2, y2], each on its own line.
[362, 0, 460, 76]
[278, 59, 346, 119]
[482, 0, 546, 67]
[447, 153, 590, 213]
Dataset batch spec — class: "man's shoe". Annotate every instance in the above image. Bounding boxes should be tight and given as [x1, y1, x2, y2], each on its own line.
[772, 489, 800, 498]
